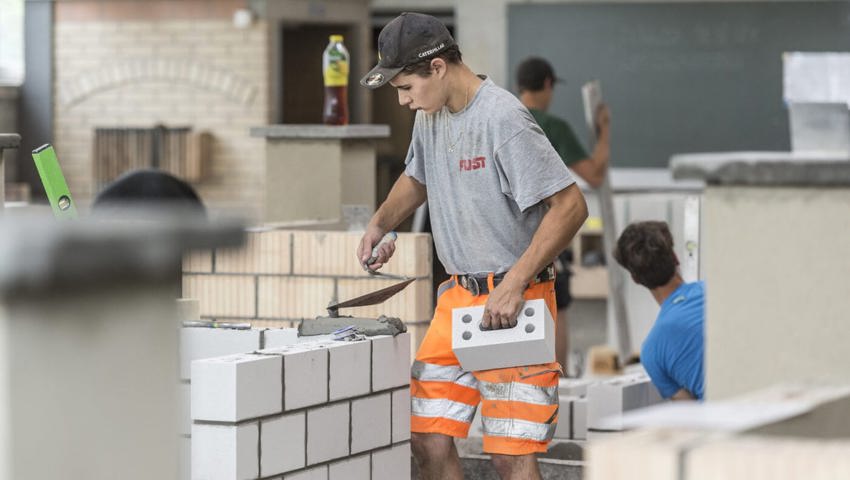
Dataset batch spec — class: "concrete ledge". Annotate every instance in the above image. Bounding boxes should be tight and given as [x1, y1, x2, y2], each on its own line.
[0, 213, 244, 297]
[671, 151, 850, 186]
[0, 134, 21, 149]
[251, 124, 390, 140]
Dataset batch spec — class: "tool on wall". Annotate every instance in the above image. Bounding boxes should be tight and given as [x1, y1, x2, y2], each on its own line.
[32, 144, 78, 220]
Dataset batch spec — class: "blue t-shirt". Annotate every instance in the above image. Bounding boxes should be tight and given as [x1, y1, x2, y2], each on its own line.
[641, 281, 705, 400]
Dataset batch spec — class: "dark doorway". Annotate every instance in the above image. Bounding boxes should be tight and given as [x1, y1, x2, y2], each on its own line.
[281, 24, 355, 124]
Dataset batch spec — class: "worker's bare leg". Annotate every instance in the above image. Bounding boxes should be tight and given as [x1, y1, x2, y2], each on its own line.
[491, 453, 543, 480]
[411, 432, 463, 480]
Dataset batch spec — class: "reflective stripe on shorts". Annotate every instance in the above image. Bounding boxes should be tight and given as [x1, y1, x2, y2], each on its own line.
[411, 397, 477, 423]
[478, 380, 558, 406]
[482, 416, 558, 442]
[411, 360, 477, 389]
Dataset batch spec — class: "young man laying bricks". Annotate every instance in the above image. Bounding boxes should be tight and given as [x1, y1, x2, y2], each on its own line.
[356, 12, 588, 480]
[613, 221, 705, 400]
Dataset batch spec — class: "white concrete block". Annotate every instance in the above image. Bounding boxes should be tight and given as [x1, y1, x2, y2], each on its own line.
[307, 403, 349, 465]
[587, 374, 664, 431]
[284, 465, 328, 480]
[372, 333, 411, 391]
[558, 377, 595, 397]
[391, 388, 411, 442]
[328, 340, 371, 401]
[180, 327, 262, 380]
[554, 395, 577, 439]
[328, 454, 370, 480]
[191, 353, 282, 422]
[371, 442, 411, 480]
[261, 413, 306, 476]
[191, 423, 258, 480]
[263, 328, 299, 349]
[258, 343, 329, 410]
[451, 299, 555, 371]
[179, 381, 191, 435]
[573, 397, 588, 440]
[351, 393, 391, 454]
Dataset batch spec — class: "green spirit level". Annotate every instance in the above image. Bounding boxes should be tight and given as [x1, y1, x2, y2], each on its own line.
[32, 144, 78, 219]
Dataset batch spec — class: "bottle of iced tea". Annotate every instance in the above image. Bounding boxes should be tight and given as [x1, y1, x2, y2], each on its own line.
[323, 35, 349, 125]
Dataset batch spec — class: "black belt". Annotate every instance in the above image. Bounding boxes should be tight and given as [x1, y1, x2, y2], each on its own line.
[456, 264, 556, 296]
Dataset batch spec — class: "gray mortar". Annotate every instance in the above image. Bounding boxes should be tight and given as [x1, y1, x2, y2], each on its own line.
[299, 314, 407, 337]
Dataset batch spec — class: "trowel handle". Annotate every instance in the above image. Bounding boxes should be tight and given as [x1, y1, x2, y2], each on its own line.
[367, 231, 397, 265]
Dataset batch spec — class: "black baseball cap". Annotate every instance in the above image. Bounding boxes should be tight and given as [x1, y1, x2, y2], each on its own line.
[516, 57, 563, 92]
[360, 12, 455, 89]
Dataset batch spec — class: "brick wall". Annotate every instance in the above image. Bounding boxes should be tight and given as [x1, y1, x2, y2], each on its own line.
[183, 229, 434, 356]
[53, 0, 269, 215]
[185, 328, 411, 480]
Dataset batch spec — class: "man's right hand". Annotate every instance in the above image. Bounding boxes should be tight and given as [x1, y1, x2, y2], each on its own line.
[357, 226, 396, 271]
[595, 103, 611, 137]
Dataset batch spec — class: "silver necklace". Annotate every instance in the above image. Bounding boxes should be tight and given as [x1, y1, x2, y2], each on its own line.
[445, 86, 469, 153]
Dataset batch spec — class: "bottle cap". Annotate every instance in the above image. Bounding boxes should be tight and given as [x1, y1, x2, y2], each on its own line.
[330, 34, 344, 43]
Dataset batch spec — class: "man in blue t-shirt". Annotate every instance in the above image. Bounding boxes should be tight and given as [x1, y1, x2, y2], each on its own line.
[613, 221, 705, 400]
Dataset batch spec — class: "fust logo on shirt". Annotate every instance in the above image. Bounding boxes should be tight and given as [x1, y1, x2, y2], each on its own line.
[459, 156, 486, 171]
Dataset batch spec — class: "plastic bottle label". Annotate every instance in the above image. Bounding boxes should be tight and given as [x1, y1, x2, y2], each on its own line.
[324, 59, 349, 87]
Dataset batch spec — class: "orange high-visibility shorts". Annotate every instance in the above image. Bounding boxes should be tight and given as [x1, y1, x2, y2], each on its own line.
[410, 274, 560, 456]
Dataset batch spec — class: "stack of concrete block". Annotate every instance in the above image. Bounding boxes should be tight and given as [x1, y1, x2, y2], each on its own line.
[179, 325, 301, 479]
[191, 332, 411, 479]
[183, 229, 433, 356]
[554, 378, 595, 441]
[587, 373, 663, 435]
[588, 429, 850, 480]
[587, 384, 850, 479]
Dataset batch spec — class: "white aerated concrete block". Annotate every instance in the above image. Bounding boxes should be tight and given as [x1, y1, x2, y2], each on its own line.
[328, 454, 370, 480]
[451, 299, 555, 371]
[259, 343, 329, 410]
[372, 442, 411, 480]
[558, 378, 595, 397]
[261, 413, 306, 476]
[191, 423, 259, 480]
[264, 328, 299, 349]
[284, 465, 328, 480]
[554, 395, 577, 439]
[179, 381, 191, 435]
[328, 340, 371, 401]
[180, 327, 262, 379]
[191, 353, 282, 422]
[307, 403, 350, 465]
[351, 393, 391, 454]
[573, 397, 588, 440]
[587, 374, 663, 431]
[372, 333, 411, 391]
[391, 388, 411, 442]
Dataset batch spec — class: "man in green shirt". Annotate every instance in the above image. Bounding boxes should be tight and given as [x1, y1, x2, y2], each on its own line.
[516, 56, 611, 375]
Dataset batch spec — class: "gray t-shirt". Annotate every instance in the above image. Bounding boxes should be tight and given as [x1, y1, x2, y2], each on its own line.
[404, 77, 575, 275]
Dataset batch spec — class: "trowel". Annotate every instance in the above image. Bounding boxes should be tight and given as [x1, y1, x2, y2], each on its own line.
[325, 277, 414, 318]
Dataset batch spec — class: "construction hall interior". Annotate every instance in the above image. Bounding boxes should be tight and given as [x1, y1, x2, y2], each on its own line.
[2, 1, 850, 479]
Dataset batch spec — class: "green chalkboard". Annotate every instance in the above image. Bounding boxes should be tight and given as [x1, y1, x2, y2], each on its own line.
[508, 2, 850, 168]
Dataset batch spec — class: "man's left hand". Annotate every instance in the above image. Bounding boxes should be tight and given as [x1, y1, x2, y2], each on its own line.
[480, 277, 526, 330]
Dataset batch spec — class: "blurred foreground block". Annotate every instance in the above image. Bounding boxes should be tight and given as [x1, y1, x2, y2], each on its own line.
[0, 214, 243, 480]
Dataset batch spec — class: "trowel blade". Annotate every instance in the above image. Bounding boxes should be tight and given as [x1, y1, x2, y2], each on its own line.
[328, 278, 415, 311]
